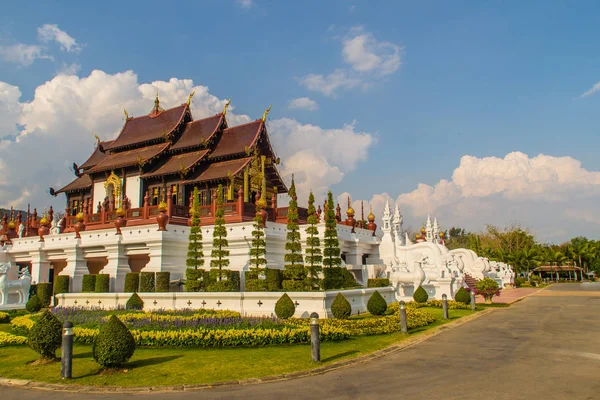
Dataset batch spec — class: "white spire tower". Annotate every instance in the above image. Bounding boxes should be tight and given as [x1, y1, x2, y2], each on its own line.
[433, 217, 439, 243]
[425, 214, 433, 242]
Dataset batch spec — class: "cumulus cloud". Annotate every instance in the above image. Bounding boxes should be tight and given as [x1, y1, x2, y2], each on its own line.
[288, 97, 319, 111]
[300, 26, 402, 96]
[0, 69, 374, 213]
[0, 43, 52, 66]
[37, 24, 81, 53]
[581, 80, 600, 98]
[236, 0, 252, 9]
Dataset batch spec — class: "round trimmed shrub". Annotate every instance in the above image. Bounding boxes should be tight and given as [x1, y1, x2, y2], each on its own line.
[95, 274, 110, 293]
[455, 287, 471, 304]
[331, 292, 352, 319]
[28, 310, 62, 359]
[139, 272, 155, 292]
[92, 315, 136, 368]
[36, 283, 52, 307]
[53, 276, 70, 296]
[275, 293, 295, 319]
[155, 272, 170, 292]
[413, 286, 429, 303]
[207, 280, 235, 292]
[124, 272, 140, 292]
[367, 290, 387, 316]
[26, 294, 42, 313]
[126, 293, 144, 310]
[82, 274, 96, 293]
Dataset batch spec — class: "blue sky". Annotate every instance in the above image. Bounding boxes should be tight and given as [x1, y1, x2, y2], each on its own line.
[1, 0, 600, 242]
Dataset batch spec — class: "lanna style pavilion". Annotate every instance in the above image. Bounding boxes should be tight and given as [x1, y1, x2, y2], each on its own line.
[531, 265, 584, 281]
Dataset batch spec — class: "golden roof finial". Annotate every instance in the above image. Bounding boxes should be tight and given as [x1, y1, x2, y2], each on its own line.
[187, 90, 195, 106]
[94, 133, 100, 144]
[223, 98, 231, 115]
[261, 104, 272, 122]
[123, 108, 129, 119]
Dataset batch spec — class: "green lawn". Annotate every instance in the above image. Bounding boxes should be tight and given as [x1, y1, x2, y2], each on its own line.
[0, 306, 479, 387]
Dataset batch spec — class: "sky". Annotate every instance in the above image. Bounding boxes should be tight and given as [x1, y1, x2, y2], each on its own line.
[1, 0, 600, 243]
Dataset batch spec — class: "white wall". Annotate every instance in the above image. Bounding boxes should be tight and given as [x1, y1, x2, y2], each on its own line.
[125, 175, 141, 208]
[92, 181, 105, 209]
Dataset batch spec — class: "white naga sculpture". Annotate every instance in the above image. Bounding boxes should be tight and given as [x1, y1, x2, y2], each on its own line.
[0, 262, 32, 306]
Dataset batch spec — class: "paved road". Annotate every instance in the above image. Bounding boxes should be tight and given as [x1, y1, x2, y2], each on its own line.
[2, 283, 600, 400]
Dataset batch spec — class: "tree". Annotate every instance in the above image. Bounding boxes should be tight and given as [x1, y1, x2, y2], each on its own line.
[322, 190, 341, 269]
[283, 176, 306, 290]
[249, 205, 267, 276]
[305, 191, 322, 289]
[210, 185, 229, 281]
[186, 187, 204, 270]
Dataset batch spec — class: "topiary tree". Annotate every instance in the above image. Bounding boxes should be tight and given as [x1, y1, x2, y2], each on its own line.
[82, 274, 96, 293]
[413, 286, 429, 303]
[211, 185, 230, 282]
[26, 294, 42, 313]
[323, 190, 341, 269]
[455, 287, 471, 304]
[331, 292, 351, 319]
[265, 268, 283, 291]
[476, 277, 500, 303]
[126, 293, 144, 310]
[367, 290, 388, 316]
[124, 272, 140, 292]
[36, 283, 52, 307]
[247, 197, 268, 291]
[305, 191, 322, 290]
[28, 310, 62, 360]
[283, 176, 306, 291]
[53, 276, 70, 296]
[139, 271, 155, 292]
[92, 315, 136, 369]
[186, 187, 204, 268]
[275, 293, 295, 319]
[95, 274, 110, 293]
[155, 272, 170, 292]
[185, 268, 203, 292]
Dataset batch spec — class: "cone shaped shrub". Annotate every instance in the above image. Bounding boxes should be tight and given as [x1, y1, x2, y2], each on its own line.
[26, 294, 42, 313]
[455, 287, 471, 304]
[331, 292, 352, 319]
[28, 310, 62, 359]
[126, 293, 144, 310]
[275, 293, 295, 319]
[92, 315, 136, 368]
[413, 286, 429, 303]
[367, 290, 387, 316]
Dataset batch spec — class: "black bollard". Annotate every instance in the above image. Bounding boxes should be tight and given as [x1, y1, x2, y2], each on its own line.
[61, 321, 74, 379]
[442, 294, 449, 320]
[470, 289, 476, 311]
[400, 301, 408, 334]
[310, 312, 320, 362]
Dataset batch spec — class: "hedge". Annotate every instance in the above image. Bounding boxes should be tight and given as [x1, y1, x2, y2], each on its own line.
[36, 283, 52, 307]
[95, 274, 110, 293]
[367, 278, 390, 288]
[26, 295, 42, 313]
[124, 272, 140, 293]
[155, 272, 170, 292]
[265, 268, 283, 291]
[323, 267, 360, 290]
[82, 275, 96, 293]
[53, 276, 70, 296]
[185, 268, 204, 292]
[245, 279, 268, 291]
[139, 272, 155, 292]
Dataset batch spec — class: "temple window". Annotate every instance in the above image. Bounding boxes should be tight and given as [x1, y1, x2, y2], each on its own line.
[71, 199, 80, 216]
[151, 187, 160, 206]
[171, 184, 178, 205]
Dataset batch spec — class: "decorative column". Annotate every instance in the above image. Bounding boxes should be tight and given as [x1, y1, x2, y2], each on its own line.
[103, 239, 131, 292]
[61, 246, 88, 293]
[243, 165, 249, 203]
[30, 249, 51, 284]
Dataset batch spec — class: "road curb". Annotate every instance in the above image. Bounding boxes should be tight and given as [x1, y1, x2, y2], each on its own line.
[0, 307, 497, 394]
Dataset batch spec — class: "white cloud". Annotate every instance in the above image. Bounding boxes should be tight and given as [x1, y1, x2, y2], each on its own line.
[288, 97, 319, 111]
[57, 62, 81, 75]
[37, 24, 81, 53]
[0, 43, 52, 66]
[299, 69, 362, 97]
[300, 26, 402, 96]
[0, 69, 374, 214]
[342, 27, 401, 76]
[236, 0, 252, 9]
[581, 80, 600, 98]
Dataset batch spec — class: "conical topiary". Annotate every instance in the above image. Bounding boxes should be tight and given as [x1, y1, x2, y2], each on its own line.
[92, 315, 136, 368]
[367, 290, 388, 316]
[455, 287, 471, 304]
[413, 285, 429, 303]
[275, 293, 296, 319]
[28, 310, 62, 360]
[126, 293, 144, 310]
[331, 292, 352, 319]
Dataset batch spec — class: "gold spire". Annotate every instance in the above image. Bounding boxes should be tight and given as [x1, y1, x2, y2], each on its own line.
[187, 90, 195, 106]
[261, 104, 272, 122]
[123, 108, 129, 119]
[222, 98, 231, 115]
[347, 195, 355, 217]
[94, 133, 101, 146]
[368, 205, 375, 222]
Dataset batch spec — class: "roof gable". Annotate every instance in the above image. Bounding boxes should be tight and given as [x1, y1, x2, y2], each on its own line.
[208, 120, 262, 160]
[171, 114, 223, 152]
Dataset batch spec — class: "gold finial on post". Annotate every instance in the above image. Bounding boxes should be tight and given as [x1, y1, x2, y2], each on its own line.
[222, 98, 231, 115]
[187, 90, 196, 106]
[261, 104, 272, 122]
[123, 108, 129, 119]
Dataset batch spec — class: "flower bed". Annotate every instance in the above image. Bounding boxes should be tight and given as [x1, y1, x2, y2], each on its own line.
[388, 300, 471, 312]
[0, 331, 27, 347]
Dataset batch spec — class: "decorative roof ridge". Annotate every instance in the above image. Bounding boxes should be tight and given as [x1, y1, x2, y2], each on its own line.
[223, 118, 263, 131]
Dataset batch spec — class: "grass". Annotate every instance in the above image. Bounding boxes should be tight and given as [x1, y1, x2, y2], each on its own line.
[0, 306, 479, 387]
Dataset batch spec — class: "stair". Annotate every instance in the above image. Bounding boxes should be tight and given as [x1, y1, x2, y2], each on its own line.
[464, 273, 479, 289]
